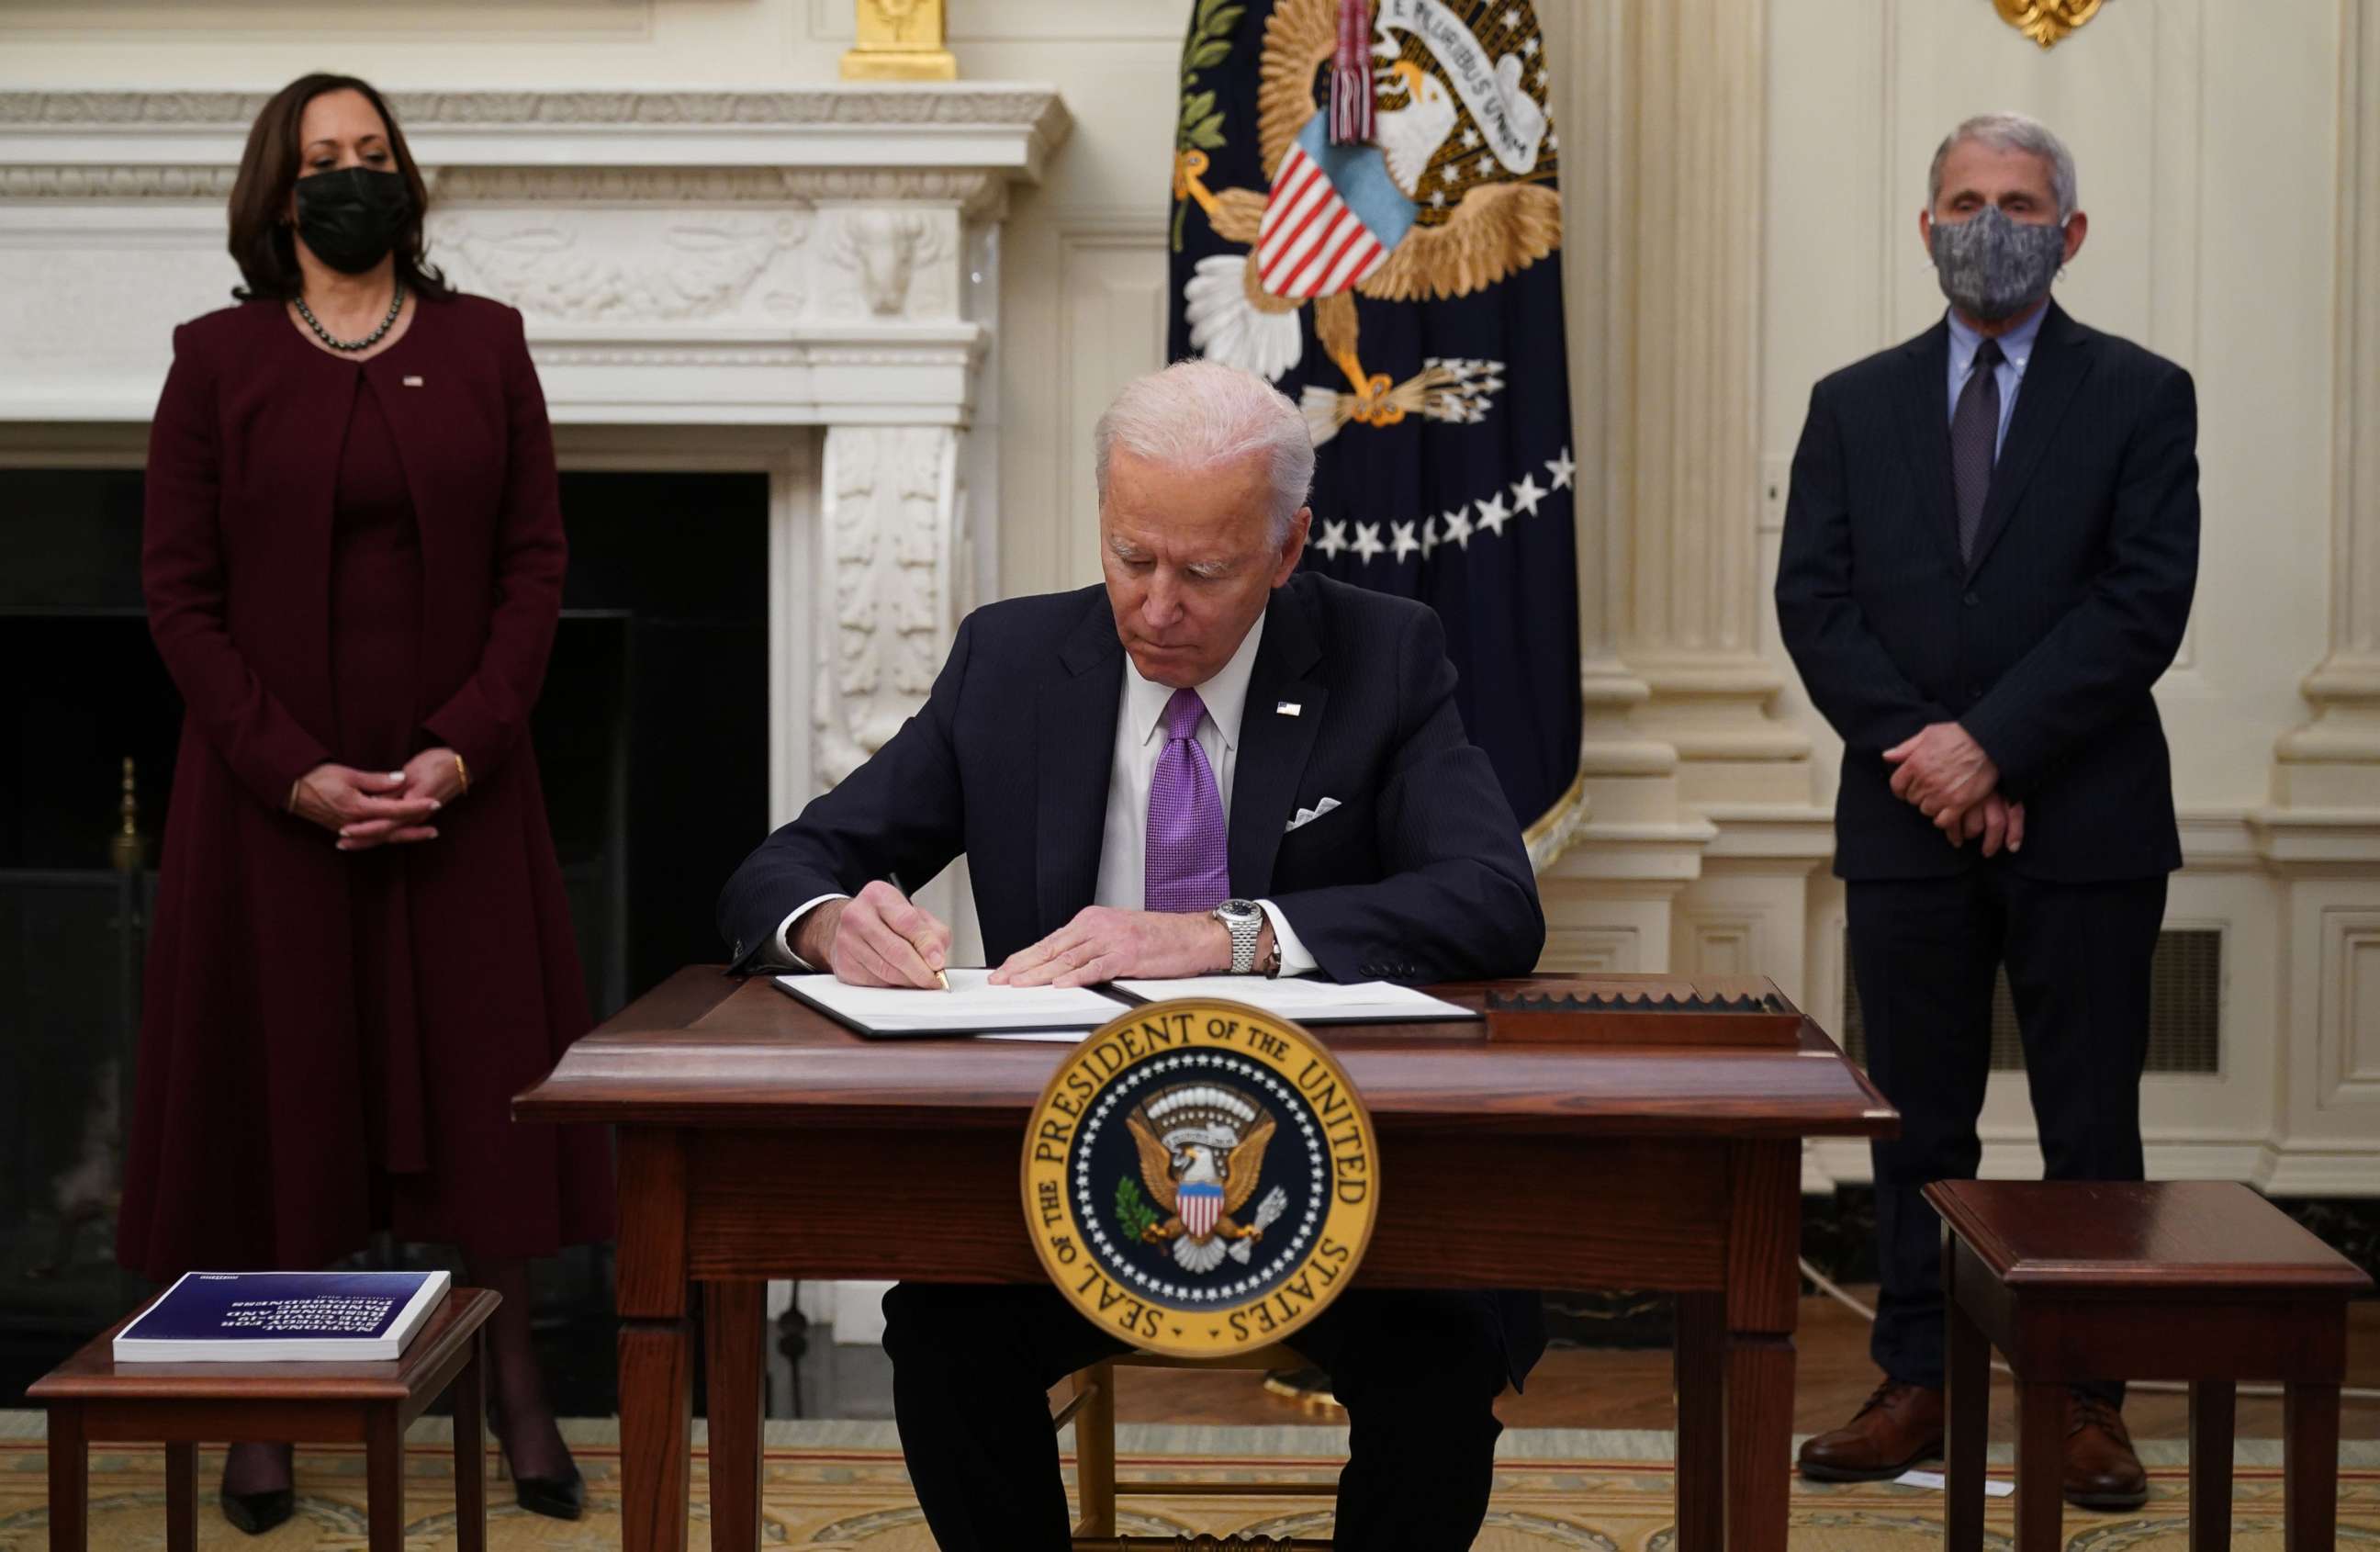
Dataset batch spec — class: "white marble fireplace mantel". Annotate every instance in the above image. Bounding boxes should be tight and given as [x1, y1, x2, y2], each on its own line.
[0, 85, 1071, 864]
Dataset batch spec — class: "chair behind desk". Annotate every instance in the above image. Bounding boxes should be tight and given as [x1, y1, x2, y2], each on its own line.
[1060, 1344, 1335, 1550]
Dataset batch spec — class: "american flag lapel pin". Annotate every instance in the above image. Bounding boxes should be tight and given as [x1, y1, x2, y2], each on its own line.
[401, 376, 424, 388]
[1276, 701, 1301, 717]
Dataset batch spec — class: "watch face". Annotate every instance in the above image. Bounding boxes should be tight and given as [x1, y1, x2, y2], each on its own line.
[1219, 898, 1258, 921]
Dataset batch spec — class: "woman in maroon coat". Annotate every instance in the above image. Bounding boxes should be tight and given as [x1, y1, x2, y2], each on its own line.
[121, 74, 613, 1529]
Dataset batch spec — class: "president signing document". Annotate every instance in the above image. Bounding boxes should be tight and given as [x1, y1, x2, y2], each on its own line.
[717, 359, 1544, 1549]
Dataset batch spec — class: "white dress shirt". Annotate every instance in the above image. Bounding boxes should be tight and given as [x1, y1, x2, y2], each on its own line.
[776, 611, 1316, 976]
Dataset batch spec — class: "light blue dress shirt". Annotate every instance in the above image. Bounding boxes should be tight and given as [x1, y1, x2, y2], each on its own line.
[1945, 303, 2047, 460]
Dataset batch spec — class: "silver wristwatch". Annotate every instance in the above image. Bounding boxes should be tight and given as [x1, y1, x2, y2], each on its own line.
[1213, 897, 1264, 975]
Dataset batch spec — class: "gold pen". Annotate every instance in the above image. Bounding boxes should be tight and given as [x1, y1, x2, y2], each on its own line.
[935, 968, 950, 992]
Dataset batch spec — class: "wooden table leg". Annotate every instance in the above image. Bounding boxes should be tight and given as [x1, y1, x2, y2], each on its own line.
[703, 1281, 766, 1552]
[2283, 1380, 2341, 1552]
[2014, 1379, 2064, 1552]
[1072, 1362, 1117, 1537]
[45, 1405, 85, 1552]
[618, 1127, 694, 1552]
[1671, 1291, 1723, 1552]
[453, 1331, 488, 1552]
[163, 1442, 197, 1552]
[1943, 1241, 1990, 1552]
[365, 1406, 406, 1552]
[2188, 1379, 2234, 1552]
[1721, 1143, 1799, 1552]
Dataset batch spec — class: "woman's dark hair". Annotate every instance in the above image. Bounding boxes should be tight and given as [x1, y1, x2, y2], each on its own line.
[227, 73, 452, 302]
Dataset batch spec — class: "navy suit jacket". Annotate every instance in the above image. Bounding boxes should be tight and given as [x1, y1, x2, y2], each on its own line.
[720, 570, 1545, 982]
[717, 570, 1547, 1386]
[1774, 301, 2199, 882]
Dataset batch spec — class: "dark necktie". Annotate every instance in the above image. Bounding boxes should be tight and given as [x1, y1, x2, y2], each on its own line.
[1950, 336, 2005, 564]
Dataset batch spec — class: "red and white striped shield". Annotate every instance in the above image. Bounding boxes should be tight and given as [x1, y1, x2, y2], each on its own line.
[1179, 1181, 1225, 1240]
[1255, 139, 1393, 300]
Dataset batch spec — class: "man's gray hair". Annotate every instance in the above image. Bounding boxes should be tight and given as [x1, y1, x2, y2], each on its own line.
[1094, 359, 1315, 543]
[1929, 111, 2079, 221]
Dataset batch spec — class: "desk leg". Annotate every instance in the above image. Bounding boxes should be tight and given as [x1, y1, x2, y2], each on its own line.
[1943, 1239, 1989, 1552]
[365, 1406, 405, 1552]
[454, 1332, 488, 1552]
[2014, 1380, 2065, 1552]
[1672, 1291, 1723, 1552]
[1722, 1142, 1799, 1552]
[2283, 1380, 2341, 1552]
[618, 1127, 694, 1552]
[46, 1404, 85, 1552]
[2188, 1379, 2234, 1552]
[704, 1281, 766, 1552]
[163, 1442, 197, 1552]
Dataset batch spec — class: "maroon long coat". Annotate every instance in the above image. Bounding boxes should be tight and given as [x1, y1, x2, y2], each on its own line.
[118, 293, 615, 1278]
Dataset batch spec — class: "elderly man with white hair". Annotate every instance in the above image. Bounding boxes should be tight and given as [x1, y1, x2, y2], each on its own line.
[720, 358, 1545, 1547]
[1778, 113, 2198, 1506]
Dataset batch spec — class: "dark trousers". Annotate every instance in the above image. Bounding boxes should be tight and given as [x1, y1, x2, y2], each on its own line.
[1847, 866, 2167, 1399]
[881, 1282, 1510, 1551]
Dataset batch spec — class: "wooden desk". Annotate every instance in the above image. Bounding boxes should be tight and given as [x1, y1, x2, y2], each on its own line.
[514, 970, 1896, 1552]
[30, 1288, 497, 1552]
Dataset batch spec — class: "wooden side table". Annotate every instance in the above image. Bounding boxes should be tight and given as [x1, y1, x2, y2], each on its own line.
[1927, 1180, 2373, 1551]
[28, 1287, 500, 1552]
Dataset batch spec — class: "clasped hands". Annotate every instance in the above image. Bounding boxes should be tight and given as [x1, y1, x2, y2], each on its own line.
[1881, 722, 2025, 857]
[290, 747, 466, 851]
[801, 879, 1261, 989]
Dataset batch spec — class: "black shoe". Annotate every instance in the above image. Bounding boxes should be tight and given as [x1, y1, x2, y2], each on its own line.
[488, 1404, 586, 1521]
[219, 1488, 295, 1536]
[511, 1467, 586, 1522]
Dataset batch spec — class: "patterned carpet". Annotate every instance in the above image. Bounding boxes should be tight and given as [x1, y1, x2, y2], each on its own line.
[2, 1425, 2376, 1550]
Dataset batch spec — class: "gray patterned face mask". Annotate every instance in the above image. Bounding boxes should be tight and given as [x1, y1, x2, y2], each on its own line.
[1929, 205, 2067, 322]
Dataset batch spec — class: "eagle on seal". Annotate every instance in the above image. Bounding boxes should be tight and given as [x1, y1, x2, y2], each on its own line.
[1127, 1085, 1278, 1274]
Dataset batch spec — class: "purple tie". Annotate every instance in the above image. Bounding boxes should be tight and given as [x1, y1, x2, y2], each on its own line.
[1145, 687, 1229, 914]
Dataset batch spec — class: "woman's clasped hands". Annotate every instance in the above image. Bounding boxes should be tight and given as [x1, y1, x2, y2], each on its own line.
[292, 745, 466, 850]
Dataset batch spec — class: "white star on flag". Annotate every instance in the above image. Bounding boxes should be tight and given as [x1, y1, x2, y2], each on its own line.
[1352, 521, 1386, 563]
[1524, 35, 1540, 56]
[1475, 491, 1511, 537]
[1462, 125, 1481, 149]
[1503, 7, 1521, 27]
[1421, 515, 1442, 557]
[1547, 132, 1559, 152]
[1430, 190, 1446, 209]
[1441, 163, 1461, 185]
[1390, 520, 1420, 562]
[1510, 473, 1546, 517]
[1441, 507, 1475, 549]
[1316, 519, 1351, 558]
[1546, 448, 1577, 489]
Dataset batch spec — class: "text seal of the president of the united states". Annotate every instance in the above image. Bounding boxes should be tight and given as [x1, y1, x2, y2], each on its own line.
[1021, 1000, 1379, 1358]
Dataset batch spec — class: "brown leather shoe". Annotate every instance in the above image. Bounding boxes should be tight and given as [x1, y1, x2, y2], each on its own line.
[2064, 1393, 2149, 1510]
[1796, 1380, 1945, 1481]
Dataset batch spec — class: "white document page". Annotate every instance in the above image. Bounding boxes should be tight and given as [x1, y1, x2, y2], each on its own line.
[773, 969, 1130, 1036]
[1110, 976, 1478, 1025]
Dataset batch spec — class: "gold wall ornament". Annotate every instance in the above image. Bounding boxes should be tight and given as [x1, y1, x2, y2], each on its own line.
[1994, 0, 2107, 49]
[841, 0, 958, 81]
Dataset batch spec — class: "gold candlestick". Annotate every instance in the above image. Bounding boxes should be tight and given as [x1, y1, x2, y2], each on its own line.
[842, 0, 959, 81]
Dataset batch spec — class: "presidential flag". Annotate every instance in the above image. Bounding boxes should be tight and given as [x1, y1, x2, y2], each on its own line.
[1169, 0, 1582, 839]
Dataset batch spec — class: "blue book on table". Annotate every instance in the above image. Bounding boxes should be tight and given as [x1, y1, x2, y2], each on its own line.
[113, 1270, 451, 1362]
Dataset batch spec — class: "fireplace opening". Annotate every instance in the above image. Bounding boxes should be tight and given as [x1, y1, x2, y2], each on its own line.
[0, 462, 769, 1405]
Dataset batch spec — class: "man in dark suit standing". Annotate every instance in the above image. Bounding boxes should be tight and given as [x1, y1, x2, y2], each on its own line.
[1776, 113, 2198, 1508]
[720, 359, 1545, 1549]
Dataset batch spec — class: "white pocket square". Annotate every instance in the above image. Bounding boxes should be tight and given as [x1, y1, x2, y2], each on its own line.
[1285, 796, 1342, 834]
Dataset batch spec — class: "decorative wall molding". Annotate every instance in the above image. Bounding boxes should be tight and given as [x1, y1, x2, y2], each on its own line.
[814, 425, 968, 788]
[2271, 0, 2380, 810]
[0, 86, 1065, 131]
[432, 166, 1010, 219]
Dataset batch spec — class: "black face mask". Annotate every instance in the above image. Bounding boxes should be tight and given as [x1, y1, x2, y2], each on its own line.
[292, 166, 411, 275]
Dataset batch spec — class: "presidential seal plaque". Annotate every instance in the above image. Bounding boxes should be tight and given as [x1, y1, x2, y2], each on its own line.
[1021, 999, 1378, 1359]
